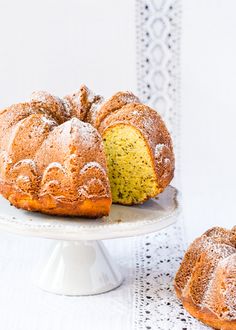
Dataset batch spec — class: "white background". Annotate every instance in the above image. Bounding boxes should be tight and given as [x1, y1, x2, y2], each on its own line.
[182, 0, 236, 241]
[0, 0, 235, 243]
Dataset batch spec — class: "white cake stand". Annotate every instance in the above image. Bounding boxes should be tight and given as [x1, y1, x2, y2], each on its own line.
[0, 186, 180, 296]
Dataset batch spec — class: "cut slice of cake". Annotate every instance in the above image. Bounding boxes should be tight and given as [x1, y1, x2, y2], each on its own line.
[97, 101, 175, 205]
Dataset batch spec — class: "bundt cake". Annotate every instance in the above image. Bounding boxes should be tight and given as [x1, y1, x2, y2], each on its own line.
[0, 85, 174, 216]
[174, 226, 236, 330]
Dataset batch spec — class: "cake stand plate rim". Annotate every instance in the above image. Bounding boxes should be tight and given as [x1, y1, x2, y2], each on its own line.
[0, 185, 180, 241]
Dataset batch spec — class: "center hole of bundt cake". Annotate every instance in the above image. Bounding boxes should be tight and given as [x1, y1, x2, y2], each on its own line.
[102, 124, 159, 204]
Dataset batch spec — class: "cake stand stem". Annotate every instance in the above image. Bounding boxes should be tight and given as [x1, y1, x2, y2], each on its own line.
[34, 240, 123, 296]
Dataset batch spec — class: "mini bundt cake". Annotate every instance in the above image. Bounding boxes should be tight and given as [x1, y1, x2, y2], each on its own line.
[0, 85, 174, 216]
[174, 226, 236, 330]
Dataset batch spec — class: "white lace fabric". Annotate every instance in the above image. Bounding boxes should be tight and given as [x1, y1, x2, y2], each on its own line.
[134, 1, 209, 329]
[133, 225, 210, 329]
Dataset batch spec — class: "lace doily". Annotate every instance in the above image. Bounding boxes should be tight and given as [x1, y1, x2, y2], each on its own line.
[133, 225, 210, 329]
[136, 0, 181, 148]
[134, 1, 209, 329]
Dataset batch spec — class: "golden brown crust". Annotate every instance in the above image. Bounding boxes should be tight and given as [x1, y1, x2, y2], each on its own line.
[86, 91, 140, 129]
[0, 181, 110, 217]
[31, 92, 69, 124]
[175, 287, 236, 330]
[174, 226, 236, 330]
[64, 84, 103, 121]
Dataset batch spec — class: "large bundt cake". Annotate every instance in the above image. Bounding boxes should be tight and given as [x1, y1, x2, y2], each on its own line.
[0, 85, 174, 217]
[174, 226, 236, 330]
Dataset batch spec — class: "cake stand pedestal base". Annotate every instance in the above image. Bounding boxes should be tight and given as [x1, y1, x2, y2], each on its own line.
[0, 186, 179, 296]
[34, 240, 123, 296]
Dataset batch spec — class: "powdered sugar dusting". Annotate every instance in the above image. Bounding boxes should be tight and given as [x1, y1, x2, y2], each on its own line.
[203, 253, 236, 320]
[41, 115, 56, 127]
[88, 99, 104, 124]
[61, 99, 72, 117]
[13, 159, 36, 167]
[31, 91, 48, 103]
[72, 118, 101, 146]
[197, 236, 236, 260]
[31, 91, 71, 119]
[16, 175, 30, 182]
[80, 161, 106, 175]
[142, 115, 154, 132]
[222, 253, 236, 269]
[155, 143, 166, 156]
[119, 92, 140, 104]
[44, 162, 66, 174]
[205, 227, 236, 248]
